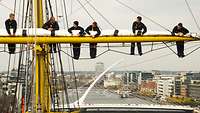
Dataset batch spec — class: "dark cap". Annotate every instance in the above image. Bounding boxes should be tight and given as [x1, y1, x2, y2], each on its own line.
[137, 16, 142, 21]
[92, 21, 97, 26]
[9, 13, 15, 17]
[74, 21, 79, 26]
[178, 23, 183, 27]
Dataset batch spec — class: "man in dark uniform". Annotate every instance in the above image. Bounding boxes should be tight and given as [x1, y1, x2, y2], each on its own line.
[5, 13, 17, 54]
[172, 23, 189, 58]
[42, 16, 59, 53]
[68, 21, 85, 60]
[85, 22, 101, 59]
[131, 16, 147, 56]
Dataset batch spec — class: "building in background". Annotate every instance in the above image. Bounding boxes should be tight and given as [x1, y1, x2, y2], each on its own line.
[180, 72, 200, 99]
[140, 80, 157, 96]
[156, 75, 181, 100]
[123, 71, 153, 85]
[185, 72, 200, 84]
[188, 84, 200, 100]
[95, 62, 104, 74]
[123, 71, 139, 85]
[180, 84, 188, 97]
[104, 78, 122, 89]
[138, 72, 154, 85]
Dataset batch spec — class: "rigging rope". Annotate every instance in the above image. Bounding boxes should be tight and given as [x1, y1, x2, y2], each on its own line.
[54, 0, 59, 18]
[75, 0, 96, 21]
[6, 54, 11, 91]
[184, 0, 200, 31]
[162, 42, 178, 55]
[45, 53, 57, 111]
[114, 0, 172, 33]
[68, 0, 93, 16]
[45, 0, 50, 21]
[24, 0, 30, 28]
[60, 0, 80, 106]
[47, 0, 54, 16]
[68, 44, 80, 107]
[11, 45, 23, 113]
[62, 0, 69, 29]
[49, 52, 60, 110]
[84, 0, 117, 29]
[21, 0, 25, 28]
[70, 0, 73, 15]
[57, 44, 71, 110]
[115, 43, 200, 69]
[14, 0, 17, 14]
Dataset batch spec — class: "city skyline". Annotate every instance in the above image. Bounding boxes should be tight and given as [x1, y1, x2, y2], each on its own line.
[0, 0, 199, 71]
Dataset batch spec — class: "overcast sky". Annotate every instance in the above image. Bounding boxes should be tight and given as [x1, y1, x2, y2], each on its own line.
[0, 0, 200, 72]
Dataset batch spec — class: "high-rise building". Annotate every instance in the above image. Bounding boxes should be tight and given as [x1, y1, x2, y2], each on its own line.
[124, 72, 138, 84]
[188, 84, 200, 100]
[138, 72, 154, 85]
[179, 72, 200, 98]
[123, 71, 153, 85]
[180, 84, 188, 97]
[185, 72, 200, 84]
[156, 75, 181, 100]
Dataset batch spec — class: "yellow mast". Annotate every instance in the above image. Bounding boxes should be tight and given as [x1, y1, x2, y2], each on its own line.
[0, 35, 197, 44]
[33, 0, 51, 113]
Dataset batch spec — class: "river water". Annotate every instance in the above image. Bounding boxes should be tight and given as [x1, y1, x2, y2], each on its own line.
[56, 89, 193, 113]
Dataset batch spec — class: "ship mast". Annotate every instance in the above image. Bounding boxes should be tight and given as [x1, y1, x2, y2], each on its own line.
[0, 0, 198, 113]
[33, 0, 51, 113]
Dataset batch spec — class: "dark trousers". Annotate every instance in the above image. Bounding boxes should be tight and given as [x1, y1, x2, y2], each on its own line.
[176, 41, 184, 57]
[72, 43, 81, 60]
[49, 44, 57, 53]
[131, 42, 142, 55]
[8, 44, 16, 54]
[131, 31, 142, 55]
[90, 43, 97, 59]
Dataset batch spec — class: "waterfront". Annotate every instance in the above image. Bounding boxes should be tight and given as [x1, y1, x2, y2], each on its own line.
[66, 89, 154, 104]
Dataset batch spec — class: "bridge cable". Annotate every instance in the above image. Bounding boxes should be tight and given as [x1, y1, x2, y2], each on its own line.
[114, 0, 172, 33]
[184, 0, 200, 31]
